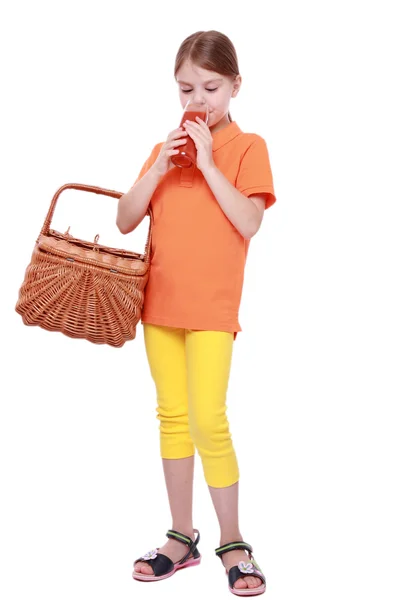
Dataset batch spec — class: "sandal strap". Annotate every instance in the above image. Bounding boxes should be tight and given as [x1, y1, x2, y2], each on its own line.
[215, 540, 253, 558]
[166, 528, 201, 564]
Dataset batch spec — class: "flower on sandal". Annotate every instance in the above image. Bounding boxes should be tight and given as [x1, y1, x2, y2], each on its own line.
[141, 549, 158, 560]
[238, 561, 255, 574]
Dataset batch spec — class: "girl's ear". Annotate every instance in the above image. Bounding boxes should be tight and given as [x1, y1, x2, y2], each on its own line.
[232, 74, 242, 97]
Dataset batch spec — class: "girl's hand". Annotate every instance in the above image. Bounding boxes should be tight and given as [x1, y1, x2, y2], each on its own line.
[152, 127, 189, 177]
[183, 116, 215, 174]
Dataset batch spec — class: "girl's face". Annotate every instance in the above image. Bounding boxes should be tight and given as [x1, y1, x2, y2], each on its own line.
[175, 60, 241, 131]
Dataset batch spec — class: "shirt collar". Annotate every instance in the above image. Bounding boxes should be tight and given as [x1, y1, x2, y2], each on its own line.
[211, 121, 242, 151]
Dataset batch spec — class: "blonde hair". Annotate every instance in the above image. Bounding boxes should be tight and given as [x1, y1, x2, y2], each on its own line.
[174, 30, 240, 123]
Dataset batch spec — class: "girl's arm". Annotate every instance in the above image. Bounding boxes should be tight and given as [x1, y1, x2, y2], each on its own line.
[116, 165, 162, 234]
[202, 165, 264, 239]
[117, 129, 189, 234]
[183, 119, 270, 239]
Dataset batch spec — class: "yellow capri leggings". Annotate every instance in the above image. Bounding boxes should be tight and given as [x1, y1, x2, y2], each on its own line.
[143, 323, 239, 488]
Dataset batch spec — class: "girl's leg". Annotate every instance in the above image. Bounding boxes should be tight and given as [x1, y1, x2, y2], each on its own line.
[185, 330, 262, 590]
[134, 324, 196, 575]
[208, 483, 262, 590]
[185, 329, 239, 488]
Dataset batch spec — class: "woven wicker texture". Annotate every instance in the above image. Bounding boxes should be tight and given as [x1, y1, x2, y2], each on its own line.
[15, 183, 152, 347]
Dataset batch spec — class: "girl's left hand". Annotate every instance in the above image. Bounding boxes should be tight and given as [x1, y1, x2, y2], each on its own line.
[183, 116, 215, 174]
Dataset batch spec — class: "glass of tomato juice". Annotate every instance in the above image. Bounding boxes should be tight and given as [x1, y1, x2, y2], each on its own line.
[171, 100, 209, 168]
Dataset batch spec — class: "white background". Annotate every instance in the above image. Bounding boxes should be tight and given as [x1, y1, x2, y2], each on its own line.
[1, 1, 399, 599]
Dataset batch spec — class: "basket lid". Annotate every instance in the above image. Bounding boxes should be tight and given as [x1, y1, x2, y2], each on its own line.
[36, 232, 149, 276]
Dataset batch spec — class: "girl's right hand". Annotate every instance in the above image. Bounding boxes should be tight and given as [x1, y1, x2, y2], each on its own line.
[152, 127, 188, 177]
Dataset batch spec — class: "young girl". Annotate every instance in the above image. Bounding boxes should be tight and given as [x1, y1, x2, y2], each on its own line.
[117, 30, 276, 596]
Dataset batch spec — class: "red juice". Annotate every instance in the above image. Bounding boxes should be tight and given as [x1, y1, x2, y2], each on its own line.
[171, 109, 207, 168]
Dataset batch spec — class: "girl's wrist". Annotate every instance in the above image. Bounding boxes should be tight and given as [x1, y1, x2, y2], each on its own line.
[201, 161, 218, 178]
[149, 163, 165, 182]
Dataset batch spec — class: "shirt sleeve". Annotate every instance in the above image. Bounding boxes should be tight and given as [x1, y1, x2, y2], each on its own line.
[130, 143, 163, 188]
[235, 135, 276, 209]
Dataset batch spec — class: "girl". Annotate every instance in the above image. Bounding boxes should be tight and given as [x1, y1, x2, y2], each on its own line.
[117, 30, 276, 596]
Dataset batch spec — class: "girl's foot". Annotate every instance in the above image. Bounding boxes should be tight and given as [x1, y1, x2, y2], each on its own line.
[134, 530, 196, 575]
[220, 548, 263, 590]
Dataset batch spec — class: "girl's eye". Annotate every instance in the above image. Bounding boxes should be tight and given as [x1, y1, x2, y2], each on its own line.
[181, 88, 218, 94]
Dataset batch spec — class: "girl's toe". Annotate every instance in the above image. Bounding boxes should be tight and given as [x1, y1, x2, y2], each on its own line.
[247, 575, 262, 588]
[234, 577, 248, 589]
[135, 561, 154, 575]
[234, 575, 264, 589]
[141, 564, 154, 575]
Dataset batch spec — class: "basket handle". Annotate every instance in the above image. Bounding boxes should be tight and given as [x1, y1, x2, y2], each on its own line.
[39, 183, 153, 264]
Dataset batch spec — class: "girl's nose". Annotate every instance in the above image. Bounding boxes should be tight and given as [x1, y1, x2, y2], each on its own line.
[193, 95, 206, 105]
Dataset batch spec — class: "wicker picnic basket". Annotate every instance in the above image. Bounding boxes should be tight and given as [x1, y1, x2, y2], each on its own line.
[15, 183, 153, 347]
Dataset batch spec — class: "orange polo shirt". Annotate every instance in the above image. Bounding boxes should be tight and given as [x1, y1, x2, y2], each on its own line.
[132, 121, 276, 339]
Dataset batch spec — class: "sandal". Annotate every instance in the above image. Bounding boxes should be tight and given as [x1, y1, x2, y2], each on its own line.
[132, 528, 201, 581]
[215, 540, 267, 596]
